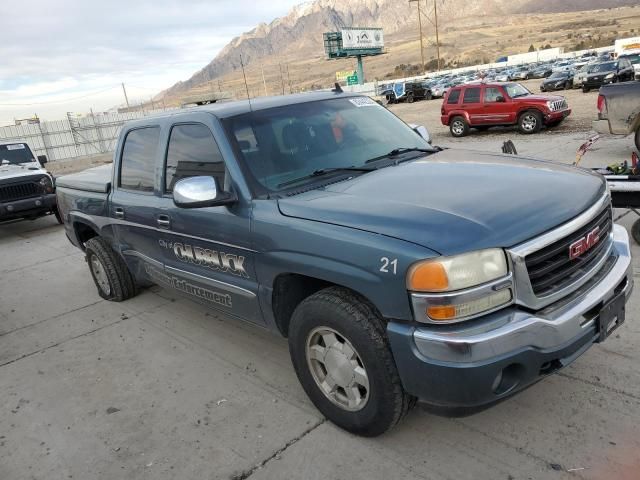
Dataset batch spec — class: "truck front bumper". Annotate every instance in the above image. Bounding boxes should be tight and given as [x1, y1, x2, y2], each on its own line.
[387, 224, 632, 409]
[545, 109, 571, 123]
[0, 193, 57, 222]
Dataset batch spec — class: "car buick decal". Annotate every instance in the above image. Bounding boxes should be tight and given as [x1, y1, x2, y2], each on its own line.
[144, 264, 232, 308]
[159, 240, 249, 278]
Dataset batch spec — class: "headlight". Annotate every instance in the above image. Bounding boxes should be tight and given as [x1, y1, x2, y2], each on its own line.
[605, 73, 614, 79]
[407, 249, 508, 292]
[39, 176, 53, 193]
[407, 249, 512, 323]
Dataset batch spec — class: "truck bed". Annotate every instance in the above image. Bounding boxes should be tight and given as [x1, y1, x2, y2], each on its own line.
[56, 164, 113, 193]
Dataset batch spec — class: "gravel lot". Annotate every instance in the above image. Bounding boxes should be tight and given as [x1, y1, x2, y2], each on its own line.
[2, 88, 640, 480]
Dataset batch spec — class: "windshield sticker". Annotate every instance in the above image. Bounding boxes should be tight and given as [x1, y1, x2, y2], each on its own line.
[6, 144, 26, 150]
[349, 97, 377, 107]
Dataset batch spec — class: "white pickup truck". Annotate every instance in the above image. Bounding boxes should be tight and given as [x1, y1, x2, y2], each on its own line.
[0, 142, 61, 223]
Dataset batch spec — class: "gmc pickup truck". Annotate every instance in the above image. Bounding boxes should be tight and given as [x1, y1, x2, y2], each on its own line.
[592, 81, 640, 151]
[57, 91, 633, 436]
[1, 142, 60, 223]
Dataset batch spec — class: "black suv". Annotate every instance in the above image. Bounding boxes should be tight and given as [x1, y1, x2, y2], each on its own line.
[383, 81, 433, 104]
[582, 58, 635, 92]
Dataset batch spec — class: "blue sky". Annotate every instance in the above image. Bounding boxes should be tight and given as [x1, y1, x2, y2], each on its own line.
[0, 0, 305, 124]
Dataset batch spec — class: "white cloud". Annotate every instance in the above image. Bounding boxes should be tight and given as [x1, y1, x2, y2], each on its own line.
[0, 0, 303, 124]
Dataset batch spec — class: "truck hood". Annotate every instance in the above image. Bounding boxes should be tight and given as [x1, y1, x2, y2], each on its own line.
[517, 93, 563, 101]
[0, 162, 47, 182]
[277, 150, 605, 255]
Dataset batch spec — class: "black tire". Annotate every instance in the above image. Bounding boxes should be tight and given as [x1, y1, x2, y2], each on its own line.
[385, 95, 395, 105]
[518, 110, 542, 134]
[583, 86, 590, 93]
[425, 90, 433, 101]
[407, 93, 415, 104]
[53, 206, 63, 225]
[288, 287, 415, 437]
[85, 237, 137, 302]
[635, 127, 640, 152]
[449, 116, 469, 137]
[632, 219, 640, 245]
[564, 81, 571, 90]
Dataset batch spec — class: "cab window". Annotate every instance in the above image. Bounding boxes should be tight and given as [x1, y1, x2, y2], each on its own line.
[119, 127, 160, 193]
[164, 124, 225, 193]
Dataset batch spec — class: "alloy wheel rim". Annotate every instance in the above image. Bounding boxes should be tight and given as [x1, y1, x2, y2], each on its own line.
[522, 115, 537, 131]
[306, 327, 370, 412]
[452, 121, 465, 135]
[90, 256, 111, 296]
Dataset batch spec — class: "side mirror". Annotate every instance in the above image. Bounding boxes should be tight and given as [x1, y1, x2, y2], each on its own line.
[495, 95, 505, 102]
[412, 125, 432, 144]
[173, 176, 235, 209]
[37, 155, 48, 165]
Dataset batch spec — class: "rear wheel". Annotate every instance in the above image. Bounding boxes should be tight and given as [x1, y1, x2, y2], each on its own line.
[583, 86, 590, 93]
[85, 237, 137, 302]
[564, 81, 571, 90]
[407, 93, 415, 104]
[425, 90, 433, 101]
[518, 110, 542, 134]
[288, 287, 415, 437]
[450, 116, 469, 137]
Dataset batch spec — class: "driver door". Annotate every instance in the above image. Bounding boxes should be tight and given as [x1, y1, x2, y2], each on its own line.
[154, 116, 263, 325]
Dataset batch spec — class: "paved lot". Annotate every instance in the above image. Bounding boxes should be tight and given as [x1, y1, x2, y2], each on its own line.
[2, 131, 640, 480]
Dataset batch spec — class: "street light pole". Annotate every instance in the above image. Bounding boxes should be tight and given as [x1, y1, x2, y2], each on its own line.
[434, 0, 441, 71]
[409, 0, 426, 73]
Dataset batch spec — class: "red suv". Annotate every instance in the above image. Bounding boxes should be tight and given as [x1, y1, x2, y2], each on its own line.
[440, 82, 571, 137]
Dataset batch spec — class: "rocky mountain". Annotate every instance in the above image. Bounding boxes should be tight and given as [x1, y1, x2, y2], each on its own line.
[161, 0, 638, 98]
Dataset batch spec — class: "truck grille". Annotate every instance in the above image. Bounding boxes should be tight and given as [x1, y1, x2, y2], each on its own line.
[525, 206, 612, 296]
[549, 99, 568, 111]
[0, 179, 43, 203]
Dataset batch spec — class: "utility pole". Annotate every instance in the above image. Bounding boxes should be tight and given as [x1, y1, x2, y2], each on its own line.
[121, 83, 130, 108]
[434, 0, 441, 71]
[261, 63, 268, 96]
[409, 0, 426, 73]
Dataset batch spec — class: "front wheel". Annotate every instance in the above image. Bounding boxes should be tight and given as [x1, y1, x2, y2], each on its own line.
[450, 116, 469, 137]
[632, 219, 640, 245]
[518, 110, 542, 134]
[407, 93, 415, 103]
[583, 86, 590, 93]
[288, 287, 414, 437]
[425, 90, 433, 101]
[634, 127, 640, 152]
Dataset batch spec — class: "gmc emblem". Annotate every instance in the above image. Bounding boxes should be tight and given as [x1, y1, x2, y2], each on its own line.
[569, 226, 600, 260]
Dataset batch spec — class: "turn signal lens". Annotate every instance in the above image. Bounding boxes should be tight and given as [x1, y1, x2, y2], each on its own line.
[426, 305, 457, 320]
[408, 262, 449, 291]
[426, 289, 512, 322]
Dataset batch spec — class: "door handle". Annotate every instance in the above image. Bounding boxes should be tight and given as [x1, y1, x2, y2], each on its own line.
[157, 214, 171, 229]
[114, 207, 125, 219]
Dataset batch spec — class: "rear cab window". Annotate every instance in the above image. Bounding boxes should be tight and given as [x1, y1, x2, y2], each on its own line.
[462, 87, 481, 103]
[164, 123, 225, 193]
[119, 127, 161, 193]
[446, 89, 461, 104]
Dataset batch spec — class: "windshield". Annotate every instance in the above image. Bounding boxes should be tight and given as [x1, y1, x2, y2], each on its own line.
[591, 62, 616, 72]
[549, 71, 568, 79]
[504, 83, 530, 98]
[0, 143, 36, 165]
[620, 54, 640, 65]
[225, 97, 434, 193]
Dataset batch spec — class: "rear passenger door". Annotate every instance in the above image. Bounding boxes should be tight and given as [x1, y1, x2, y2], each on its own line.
[110, 126, 166, 278]
[460, 87, 483, 125]
[155, 119, 263, 325]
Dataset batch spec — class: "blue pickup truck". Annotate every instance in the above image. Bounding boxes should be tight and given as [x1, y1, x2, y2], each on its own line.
[56, 91, 633, 436]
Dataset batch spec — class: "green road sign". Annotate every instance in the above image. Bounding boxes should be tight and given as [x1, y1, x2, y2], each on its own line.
[347, 74, 359, 85]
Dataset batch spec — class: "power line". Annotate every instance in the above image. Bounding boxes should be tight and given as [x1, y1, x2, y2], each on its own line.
[0, 86, 120, 106]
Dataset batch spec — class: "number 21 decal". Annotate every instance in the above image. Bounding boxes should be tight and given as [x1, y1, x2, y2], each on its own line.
[380, 257, 398, 275]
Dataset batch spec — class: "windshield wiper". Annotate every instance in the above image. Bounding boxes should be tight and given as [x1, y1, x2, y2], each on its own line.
[278, 166, 376, 188]
[365, 147, 434, 164]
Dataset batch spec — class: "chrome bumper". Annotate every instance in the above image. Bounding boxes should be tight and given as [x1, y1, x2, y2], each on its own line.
[413, 224, 632, 363]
